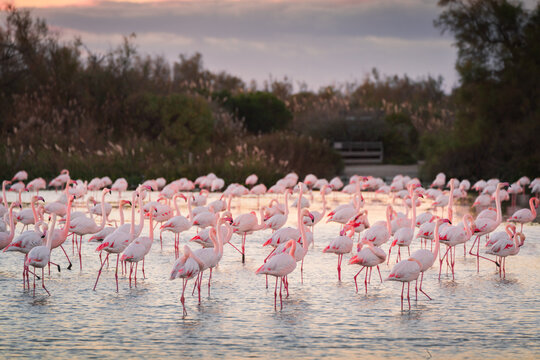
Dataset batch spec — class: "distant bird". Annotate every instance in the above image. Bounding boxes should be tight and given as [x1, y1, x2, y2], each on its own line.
[507, 197, 538, 232]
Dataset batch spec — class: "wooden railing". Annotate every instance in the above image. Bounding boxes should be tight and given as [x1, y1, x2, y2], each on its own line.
[333, 141, 383, 164]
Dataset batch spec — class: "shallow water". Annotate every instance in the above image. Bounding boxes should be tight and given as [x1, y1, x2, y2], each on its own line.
[1, 191, 539, 359]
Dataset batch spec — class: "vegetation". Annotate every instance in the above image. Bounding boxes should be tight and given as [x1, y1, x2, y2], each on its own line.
[422, 0, 540, 180]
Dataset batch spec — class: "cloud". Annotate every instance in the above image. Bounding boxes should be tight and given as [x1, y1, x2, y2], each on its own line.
[19, 0, 457, 91]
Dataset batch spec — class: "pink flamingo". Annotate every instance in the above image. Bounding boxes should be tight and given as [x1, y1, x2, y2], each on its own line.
[231, 208, 267, 263]
[359, 205, 392, 247]
[410, 218, 448, 300]
[349, 239, 386, 294]
[70, 188, 110, 270]
[256, 239, 297, 310]
[386, 257, 423, 310]
[0, 202, 20, 251]
[25, 214, 57, 296]
[469, 182, 508, 271]
[486, 230, 525, 278]
[120, 206, 157, 287]
[507, 197, 538, 232]
[323, 225, 354, 281]
[264, 189, 291, 231]
[160, 193, 192, 255]
[388, 186, 421, 263]
[170, 245, 206, 316]
[438, 214, 474, 280]
[94, 189, 145, 291]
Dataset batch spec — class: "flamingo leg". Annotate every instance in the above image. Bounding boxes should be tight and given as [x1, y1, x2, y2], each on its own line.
[41, 268, 50, 296]
[279, 276, 283, 310]
[364, 268, 369, 294]
[407, 282, 411, 310]
[242, 234, 246, 263]
[78, 235, 83, 271]
[337, 255, 342, 281]
[400, 282, 404, 311]
[274, 277, 278, 311]
[181, 278, 187, 317]
[142, 258, 146, 279]
[353, 266, 366, 293]
[208, 268, 212, 296]
[419, 272, 432, 300]
[129, 263, 133, 288]
[135, 262, 138, 286]
[115, 254, 119, 293]
[93, 253, 109, 291]
[59, 245, 73, 270]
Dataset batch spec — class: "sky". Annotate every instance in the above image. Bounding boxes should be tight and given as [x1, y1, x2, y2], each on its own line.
[13, 0, 460, 92]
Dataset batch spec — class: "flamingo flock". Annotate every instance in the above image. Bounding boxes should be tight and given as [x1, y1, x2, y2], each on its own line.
[1, 169, 538, 315]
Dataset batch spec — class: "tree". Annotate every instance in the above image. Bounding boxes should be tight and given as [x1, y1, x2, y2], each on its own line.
[224, 92, 292, 134]
[424, 0, 540, 180]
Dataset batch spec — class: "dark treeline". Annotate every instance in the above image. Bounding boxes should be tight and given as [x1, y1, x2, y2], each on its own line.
[0, 0, 538, 185]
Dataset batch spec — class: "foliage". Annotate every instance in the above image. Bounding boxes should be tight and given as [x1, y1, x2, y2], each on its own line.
[223, 92, 293, 134]
[423, 0, 540, 181]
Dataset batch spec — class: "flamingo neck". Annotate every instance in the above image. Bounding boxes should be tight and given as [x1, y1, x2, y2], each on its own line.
[97, 190, 107, 231]
[433, 221, 441, 259]
[464, 215, 473, 238]
[149, 215, 154, 242]
[187, 195, 193, 222]
[283, 191, 289, 217]
[31, 197, 38, 223]
[411, 194, 417, 230]
[46, 214, 57, 250]
[226, 194, 232, 212]
[8, 205, 15, 238]
[173, 195, 182, 216]
[495, 185, 502, 224]
[530, 198, 537, 217]
[61, 199, 73, 238]
[129, 192, 137, 235]
[385, 206, 392, 234]
[119, 200, 125, 225]
[448, 181, 455, 222]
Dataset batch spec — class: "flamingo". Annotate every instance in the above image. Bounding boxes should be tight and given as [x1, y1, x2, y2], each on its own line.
[25, 213, 57, 296]
[410, 218, 448, 300]
[469, 182, 508, 271]
[256, 239, 297, 310]
[170, 245, 206, 316]
[264, 189, 291, 231]
[15, 195, 44, 231]
[486, 230, 526, 278]
[94, 189, 146, 292]
[386, 257, 423, 310]
[191, 216, 232, 300]
[359, 205, 392, 247]
[0, 202, 20, 251]
[438, 214, 474, 280]
[26, 178, 46, 195]
[322, 225, 354, 281]
[160, 193, 192, 255]
[49, 196, 75, 270]
[89, 199, 131, 242]
[231, 208, 266, 263]
[349, 239, 387, 294]
[120, 205, 157, 287]
[507, 197, 538, 232]
[111, 178, 128, 199]
[388, 186, 421, 263]
[70, 188, 110, 270]
[3, 220, 47, 289]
